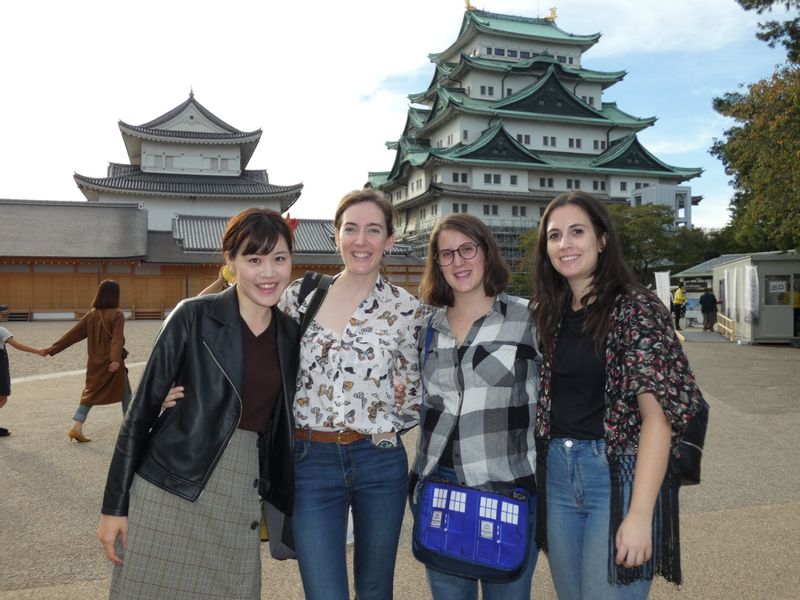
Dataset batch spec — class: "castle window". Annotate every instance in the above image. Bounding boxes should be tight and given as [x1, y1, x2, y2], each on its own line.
[508, 49, 518, 57]
[620, 181, 628, 191]
[510, 175, 518, 185]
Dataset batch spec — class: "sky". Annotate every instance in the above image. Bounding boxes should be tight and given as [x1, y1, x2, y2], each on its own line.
[0, 0, 791, 230]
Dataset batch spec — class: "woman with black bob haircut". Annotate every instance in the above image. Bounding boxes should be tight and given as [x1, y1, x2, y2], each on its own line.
[97, 208, 300, 600]
[412, 213, 540, 599]
[531, 191, 706, 598]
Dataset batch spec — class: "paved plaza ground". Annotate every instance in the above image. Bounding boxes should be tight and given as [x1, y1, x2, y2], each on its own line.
[1, 320, 799, 599]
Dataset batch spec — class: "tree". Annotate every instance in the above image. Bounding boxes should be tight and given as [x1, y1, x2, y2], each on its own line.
[607, 204, 675, 284]
[710, 65, 800, 250]
[511, 228, 538, 297]
[738, 0, 800, 63]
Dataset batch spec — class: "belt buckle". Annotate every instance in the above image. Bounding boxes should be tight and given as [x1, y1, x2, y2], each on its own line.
[336, 430, 350, 444]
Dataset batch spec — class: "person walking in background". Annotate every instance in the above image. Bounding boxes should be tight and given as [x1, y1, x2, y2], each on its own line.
[671, 281, 687, 331]
[43, 280, 130, 442]
[0, 324, 47, 436]
[97, 208, 299, 600]
[531, 191, 706, 598]
[699, 287, 719, 332]
[410, 214, 540, 599]
[279, 189, 422, 600]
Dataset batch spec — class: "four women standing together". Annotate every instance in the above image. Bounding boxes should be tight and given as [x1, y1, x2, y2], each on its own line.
[95, 189, 706, 599]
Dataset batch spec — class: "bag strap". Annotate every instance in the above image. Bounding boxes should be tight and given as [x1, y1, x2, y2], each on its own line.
[422, 315, 434, 367]
[298, 271, 333, 336]
[97, 309, 113, 339]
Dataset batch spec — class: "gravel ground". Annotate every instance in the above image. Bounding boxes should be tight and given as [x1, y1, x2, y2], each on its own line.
[1, 321, 798, 599]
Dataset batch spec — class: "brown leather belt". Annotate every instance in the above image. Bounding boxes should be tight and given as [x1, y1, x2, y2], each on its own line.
[295, 428, 368, 445]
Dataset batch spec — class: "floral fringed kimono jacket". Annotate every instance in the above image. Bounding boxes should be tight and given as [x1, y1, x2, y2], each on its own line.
[536, 288, 707, 586]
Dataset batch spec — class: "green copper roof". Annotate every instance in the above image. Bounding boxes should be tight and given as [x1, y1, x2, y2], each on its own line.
[385, 127, 701, 183]
[366, 171, 390, 187]
[590, 134, 701, 177]
[415, 82, 653, 137]
[456, 53, 624, 83]
[447, 121, 546, 164]
[430, 9, 600, 61]
[495, 66, 606, 118]
[410, 54, 625, 104]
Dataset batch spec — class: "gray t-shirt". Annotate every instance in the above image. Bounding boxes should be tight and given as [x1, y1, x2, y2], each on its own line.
[0, 326, 12, 350]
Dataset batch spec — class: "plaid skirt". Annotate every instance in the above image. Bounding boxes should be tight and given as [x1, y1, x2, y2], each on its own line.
[110, 428, 262, 600]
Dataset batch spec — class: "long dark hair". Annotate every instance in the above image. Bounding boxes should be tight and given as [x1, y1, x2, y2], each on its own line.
[419, 214, 509, 307]
[530, 191, 640, 353]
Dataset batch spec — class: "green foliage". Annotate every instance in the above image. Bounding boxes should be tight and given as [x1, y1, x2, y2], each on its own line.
[607, 203, 674, 283]
[737, 0, 800, 63]
[511, 227, 538, 297]
[710, 65, 800, 250]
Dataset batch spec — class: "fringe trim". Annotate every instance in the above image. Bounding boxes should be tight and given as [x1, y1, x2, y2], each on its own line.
[535, 437, 549, 553]
[609, 455, 683, 586]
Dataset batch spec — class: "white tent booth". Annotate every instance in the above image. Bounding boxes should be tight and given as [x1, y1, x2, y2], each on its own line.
[712, 251, 800, 344]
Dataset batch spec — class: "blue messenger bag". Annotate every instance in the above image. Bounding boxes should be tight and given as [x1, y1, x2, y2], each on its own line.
[412, 478, 532, 582]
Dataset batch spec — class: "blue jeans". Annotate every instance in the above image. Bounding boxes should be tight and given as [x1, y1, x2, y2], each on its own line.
[546, 438, 651, 600]
[292, 435, 408, 600]
[72, 374, 131, 422]
[421, 467, 539, 600]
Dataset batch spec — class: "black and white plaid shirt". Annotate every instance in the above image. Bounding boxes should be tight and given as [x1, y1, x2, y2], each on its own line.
[413, 293, 540, 494]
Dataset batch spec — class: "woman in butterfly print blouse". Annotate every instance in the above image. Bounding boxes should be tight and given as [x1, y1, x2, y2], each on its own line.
[279, 189, 423, 600]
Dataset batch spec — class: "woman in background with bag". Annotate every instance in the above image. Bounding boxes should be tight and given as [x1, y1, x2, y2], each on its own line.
[278, 189, 422, 600]
[43, 279, 130, 442]
[531, 191, 706, 599]
[410, 214, 540, 599]
[97, 208, 299, 600]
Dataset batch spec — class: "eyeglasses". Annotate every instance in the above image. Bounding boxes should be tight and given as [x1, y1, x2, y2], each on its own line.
[434, 241, 479, 266]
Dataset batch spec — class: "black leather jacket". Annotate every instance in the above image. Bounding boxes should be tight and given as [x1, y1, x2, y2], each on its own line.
[101, 286, 299, 517]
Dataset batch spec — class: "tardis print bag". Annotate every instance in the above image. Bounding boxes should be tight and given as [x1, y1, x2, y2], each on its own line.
[412, 477, 532, 582]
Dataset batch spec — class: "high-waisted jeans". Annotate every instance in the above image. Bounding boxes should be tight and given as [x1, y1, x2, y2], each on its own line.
[291, 435, 408, 600]
[546, 438, 651, 600]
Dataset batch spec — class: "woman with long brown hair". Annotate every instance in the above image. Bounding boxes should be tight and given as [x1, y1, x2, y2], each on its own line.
[531, 191, 706, 598]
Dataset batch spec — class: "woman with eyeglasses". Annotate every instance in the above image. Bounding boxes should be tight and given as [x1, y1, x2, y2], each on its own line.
[409, 213, 540, 600]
